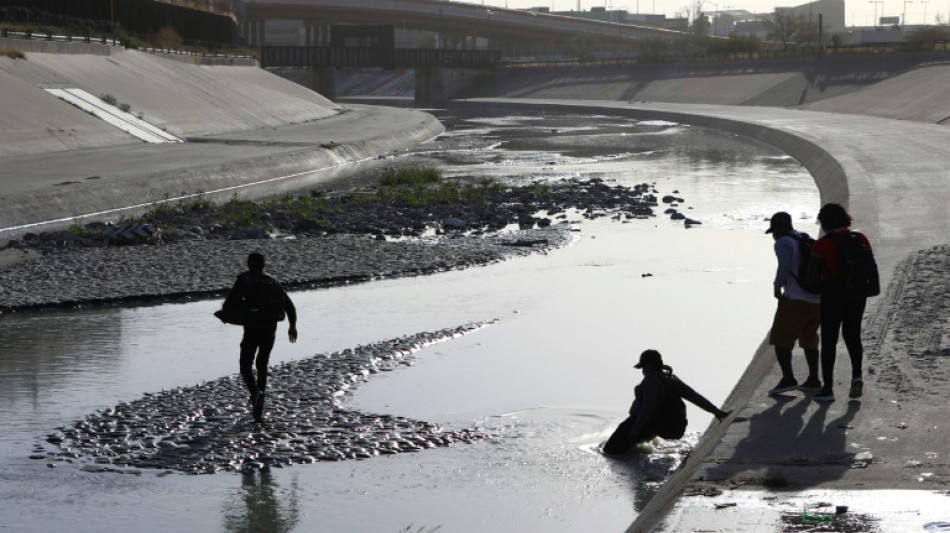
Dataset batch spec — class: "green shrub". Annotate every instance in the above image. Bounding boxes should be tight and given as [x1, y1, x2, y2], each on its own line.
[65, 220, 96, 237]
[378, 166, 442, 187]
[219, 196, 260, 227]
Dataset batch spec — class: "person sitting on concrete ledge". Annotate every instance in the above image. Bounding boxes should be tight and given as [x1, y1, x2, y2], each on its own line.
[603, 349, 731, 455]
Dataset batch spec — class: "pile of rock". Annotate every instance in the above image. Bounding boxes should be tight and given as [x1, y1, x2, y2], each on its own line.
[34, 323, 496, 474]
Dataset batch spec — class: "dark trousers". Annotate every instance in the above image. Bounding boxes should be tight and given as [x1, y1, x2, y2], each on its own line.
[819, 291, 868, 387]
[240, 325, 277, 396]
[603, 416, 656, 455]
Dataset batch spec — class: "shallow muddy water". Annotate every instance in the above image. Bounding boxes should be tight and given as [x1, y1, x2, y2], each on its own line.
[0, 107, 819, 532]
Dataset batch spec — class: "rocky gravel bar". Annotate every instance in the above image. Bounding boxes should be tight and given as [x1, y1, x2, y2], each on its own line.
[33, 322, 497, 474]
[0, 228, 570, 313]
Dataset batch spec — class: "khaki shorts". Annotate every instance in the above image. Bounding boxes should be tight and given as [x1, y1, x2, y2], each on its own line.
[769, 298, 820, 350]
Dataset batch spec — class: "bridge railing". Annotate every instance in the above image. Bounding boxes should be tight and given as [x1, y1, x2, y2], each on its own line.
[261, 46, 385, 68]
[261, 46, 500, 69]
[397, 48, 500, 68]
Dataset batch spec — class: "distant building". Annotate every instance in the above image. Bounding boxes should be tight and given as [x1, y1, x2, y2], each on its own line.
[708, 9, 756, 36]
[556, 7, 628, 23]
[847, 26, 903, 44]
[775, 0, 845, 34]
[733, 18, 770, 39]
[627, 13, 690, 31]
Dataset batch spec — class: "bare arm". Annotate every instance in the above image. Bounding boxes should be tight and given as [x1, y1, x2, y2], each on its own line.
[282, 290, 298, 343]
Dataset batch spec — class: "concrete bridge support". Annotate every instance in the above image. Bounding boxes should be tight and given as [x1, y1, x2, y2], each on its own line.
[304, 22, 331, 46]
[240, 21, 265, 46]
[414, 67, 445, 104]
[310, 67, 337, 100]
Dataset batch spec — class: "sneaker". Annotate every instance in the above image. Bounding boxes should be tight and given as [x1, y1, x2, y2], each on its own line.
[768, 377, 799, 396]
[798, 377, 822, 392]
[849, 378, 864, 399]
[814, 387, 835, 403]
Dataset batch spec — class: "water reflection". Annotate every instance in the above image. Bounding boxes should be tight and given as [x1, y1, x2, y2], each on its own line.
[603, 446, 683, 512]
[222, 470, 300, 533]
[0, 309, 123, 430]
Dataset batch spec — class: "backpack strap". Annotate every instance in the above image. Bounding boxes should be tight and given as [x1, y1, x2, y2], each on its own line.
[780, 232, 806, 282]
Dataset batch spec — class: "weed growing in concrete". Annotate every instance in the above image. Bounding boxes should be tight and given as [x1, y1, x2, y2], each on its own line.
[0, 48, 25, 59]
[99, 94, 132, 114]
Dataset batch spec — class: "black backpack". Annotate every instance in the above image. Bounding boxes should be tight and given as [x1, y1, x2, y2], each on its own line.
[828, 231, 880, 297]
[245, 273, 287, 324]
[787, 232, 817, 293]
[650, 374, 688, 440]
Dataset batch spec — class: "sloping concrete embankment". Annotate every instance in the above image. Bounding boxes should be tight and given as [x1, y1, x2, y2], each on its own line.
[0, 45, 443, 238]
[0, 44, 341, 158]
[456, 51, 950, 124]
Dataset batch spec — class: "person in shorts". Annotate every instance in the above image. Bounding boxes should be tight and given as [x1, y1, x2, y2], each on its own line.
[765, 212, 821, 395]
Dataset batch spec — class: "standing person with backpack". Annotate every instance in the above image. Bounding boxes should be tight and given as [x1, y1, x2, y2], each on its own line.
[222, 252, 298, 422]
[603, 349, 731, 455]
[764, 212, 822, 395]
[805, 203, 880, 403]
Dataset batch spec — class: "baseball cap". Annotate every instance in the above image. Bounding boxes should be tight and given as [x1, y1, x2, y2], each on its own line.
[634, 349, 663, 369]
[765, 211, 792, 234]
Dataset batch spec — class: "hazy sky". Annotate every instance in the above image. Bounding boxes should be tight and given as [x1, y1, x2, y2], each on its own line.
[473, 0, 947, 27]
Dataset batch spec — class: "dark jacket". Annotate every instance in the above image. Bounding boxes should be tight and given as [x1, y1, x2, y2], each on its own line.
[625, 370, 720, 441]
[223, 271, 297, 329]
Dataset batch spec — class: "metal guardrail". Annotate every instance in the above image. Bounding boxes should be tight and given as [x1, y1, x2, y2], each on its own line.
[0, 29, 256, 60]
[0, 28, 120, 46]
[143, 46, 256, 60]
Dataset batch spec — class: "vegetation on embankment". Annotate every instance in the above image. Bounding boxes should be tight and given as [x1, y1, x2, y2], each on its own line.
[4, 165, 667, 253]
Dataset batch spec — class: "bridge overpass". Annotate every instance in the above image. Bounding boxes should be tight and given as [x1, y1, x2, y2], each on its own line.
[241, 0, 684, 48]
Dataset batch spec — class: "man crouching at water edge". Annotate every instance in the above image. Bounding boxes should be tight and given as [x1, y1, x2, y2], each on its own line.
[223, 253, 298, 419]
[603, 350, 731, 455]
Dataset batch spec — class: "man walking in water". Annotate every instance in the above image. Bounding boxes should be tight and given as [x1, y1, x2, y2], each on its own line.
[223, 252, 298, 422]
[765, 212, 821, 395]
